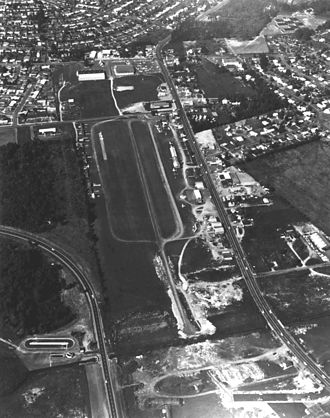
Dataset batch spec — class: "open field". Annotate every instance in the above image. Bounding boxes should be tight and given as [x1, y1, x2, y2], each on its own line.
[90, 120, 177, 351]
[0, 126, 15, 146]
[17, 126, 31, 144]
[242, 197, 306, 272]
[209, 280, 266, 337]
[79, 80, 118, 119]
[0, 342, 28, 397]
[293, 316, 330, 372]
[131, 120, 177, 239]
[241, 141, 330, 236]
[1, 364, 90, 417]
[114, 74, 163, 109]
[93, 193, 177, 353]
[93, 120, 155, 241]
[52, 62, 84, 84]
[194, 58, 256, 100]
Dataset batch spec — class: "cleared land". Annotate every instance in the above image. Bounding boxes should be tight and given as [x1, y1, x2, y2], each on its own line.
[114, 74, 163, 109]
[131, 120, 177, 239]
[93, 120, 155, 241]
[241, 141, 330, 236]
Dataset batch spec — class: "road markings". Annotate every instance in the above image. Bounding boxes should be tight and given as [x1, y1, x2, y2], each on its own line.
[98, 131, 108, 160]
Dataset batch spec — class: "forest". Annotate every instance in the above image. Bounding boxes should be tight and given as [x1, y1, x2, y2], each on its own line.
[0, 241, 74, 337]
[0, 139, 87, 232]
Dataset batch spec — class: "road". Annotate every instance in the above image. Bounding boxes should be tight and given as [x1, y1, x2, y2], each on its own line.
[12, 84, 34, 127]
[0, 225, 123, 418]
[256, 262, 330, 279]
[156, 37, 330, 392]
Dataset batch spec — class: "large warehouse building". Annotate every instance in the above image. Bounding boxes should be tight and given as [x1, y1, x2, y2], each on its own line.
[78, 69, 106, 81]
[113, 64, 135, 77]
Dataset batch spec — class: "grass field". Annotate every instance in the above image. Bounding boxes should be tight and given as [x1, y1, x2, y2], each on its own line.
[194, 58, 256, 100]
[0, 342, 28, 397]
[91, 119, 179, 350]
[94, 120, 155, 241]
[16, 126, 31, 144]
[241, 141, 330, 236]
[79, 80, 118, 118]
[52, 62, 84, 84]
[295, 316, 330, 370]
[93, 193, 176, 352]
[114, 74, 163, 109]
[0, 126, 15, 146]
[131, 120, 177, 239]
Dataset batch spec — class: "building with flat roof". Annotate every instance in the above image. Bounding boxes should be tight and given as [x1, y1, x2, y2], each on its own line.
[113, 64, 135, 76]
[78, 70, 106, 81]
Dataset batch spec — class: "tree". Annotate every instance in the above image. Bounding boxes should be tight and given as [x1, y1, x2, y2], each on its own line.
[295, 27, 315, 42]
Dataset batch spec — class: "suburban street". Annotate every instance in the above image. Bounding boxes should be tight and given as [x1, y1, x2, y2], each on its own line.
[0, 225, 123, 418]
[156, 37, 330, 393]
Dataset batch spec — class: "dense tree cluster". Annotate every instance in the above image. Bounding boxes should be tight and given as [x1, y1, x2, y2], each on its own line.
[0, 139, 87, 232]
[295, 27, 315, 41]
[172, 0, 275, 41]
[0, 242, 74, 336]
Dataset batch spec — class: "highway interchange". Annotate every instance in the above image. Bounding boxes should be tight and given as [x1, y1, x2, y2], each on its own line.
[155, 37, 330, 393]
[0, 225, 120, 418]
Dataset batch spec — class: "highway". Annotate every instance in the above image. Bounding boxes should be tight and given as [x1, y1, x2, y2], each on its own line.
[0, 225, 121, 418]
[156, 37, 330, 393]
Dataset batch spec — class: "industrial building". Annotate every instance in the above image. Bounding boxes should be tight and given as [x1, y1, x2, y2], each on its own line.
[113, 64, 135, 77]
[78, 69, 106, 81]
